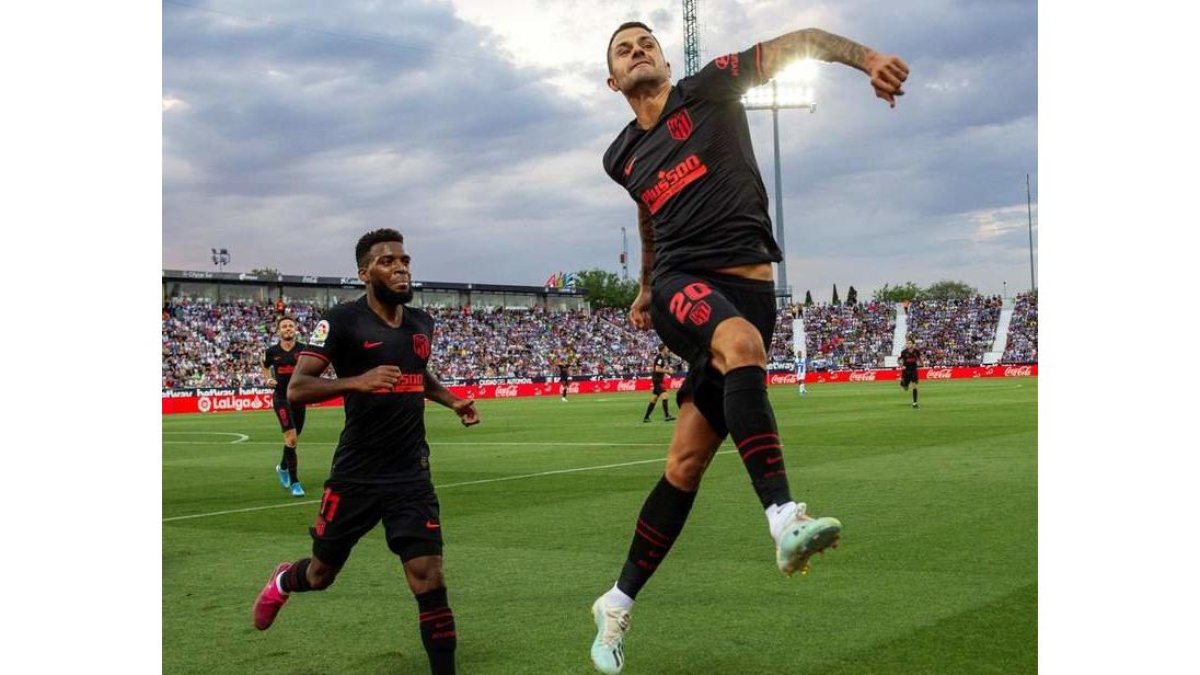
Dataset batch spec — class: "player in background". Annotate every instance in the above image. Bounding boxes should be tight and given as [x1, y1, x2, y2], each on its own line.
[261, 316, 307, 497]
[558, 357, 571, 401]
[590, 21, 908, 674]
[795, 355, 808, 397]
[642, 345, 677, 422]
[899, 339, 921, 408]
[252, 229, 479, 675]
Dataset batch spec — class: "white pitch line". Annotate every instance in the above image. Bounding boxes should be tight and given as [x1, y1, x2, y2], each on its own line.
[162, 441, 667, 447]
[162, 431, 250, 443]
[162, 451, 734, 523]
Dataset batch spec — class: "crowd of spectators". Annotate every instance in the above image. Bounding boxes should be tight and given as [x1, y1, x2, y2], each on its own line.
[1002, 291, 1038, 363]
[426, 306, 661, 380]
[163, 292, 1036, 389]
[905, 296, 1003, 366]
[787, 302, 897, 370]
[162, 299, 323, 389]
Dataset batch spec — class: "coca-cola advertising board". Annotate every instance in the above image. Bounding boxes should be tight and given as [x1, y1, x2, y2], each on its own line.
[163, 366, 1035, 415]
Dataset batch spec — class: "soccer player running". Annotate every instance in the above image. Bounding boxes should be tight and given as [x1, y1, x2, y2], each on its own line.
[558, 357, 571, 401]
[261, 315, 307, 497]
[252, 229, 479, 675]
[642, 344, 677, 423]
[589, 22, 908, 674]
[899, 339, 921, 408]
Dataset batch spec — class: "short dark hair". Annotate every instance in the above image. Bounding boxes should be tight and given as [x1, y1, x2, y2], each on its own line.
[607, 21, 656, 74]
[276, 315, 296, 326]
[355, 228, 404, 268]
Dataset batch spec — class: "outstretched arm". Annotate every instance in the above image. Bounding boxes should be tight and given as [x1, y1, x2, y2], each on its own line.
[759, 28, 909, 107]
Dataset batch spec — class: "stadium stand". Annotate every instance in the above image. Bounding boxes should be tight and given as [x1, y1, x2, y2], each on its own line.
[162, 293, 1036, 389]
[1001, 291, 1038, 364]
[905, 296, 1004, 366]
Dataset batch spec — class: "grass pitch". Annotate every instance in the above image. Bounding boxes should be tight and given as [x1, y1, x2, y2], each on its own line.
[163, 378, 1037, 674]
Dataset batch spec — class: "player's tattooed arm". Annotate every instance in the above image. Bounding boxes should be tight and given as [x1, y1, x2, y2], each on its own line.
[637, 202, 655, 287]
[761, 29, 868, 76]
[629, 203, 655, 331]
[759, 29, 909, 107]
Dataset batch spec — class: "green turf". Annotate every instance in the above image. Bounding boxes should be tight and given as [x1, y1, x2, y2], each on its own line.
[163, 378, 1037, 674]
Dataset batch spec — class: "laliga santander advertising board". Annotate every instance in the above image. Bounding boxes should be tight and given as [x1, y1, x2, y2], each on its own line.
[162, 366, 1036, 415]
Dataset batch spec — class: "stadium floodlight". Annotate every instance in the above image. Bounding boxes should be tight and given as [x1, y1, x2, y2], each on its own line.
[741, 59, 818, 306]
[211, 247, 230, 273]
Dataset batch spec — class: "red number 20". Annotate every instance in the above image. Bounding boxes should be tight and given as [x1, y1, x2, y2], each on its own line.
[669, 282, 712, 323]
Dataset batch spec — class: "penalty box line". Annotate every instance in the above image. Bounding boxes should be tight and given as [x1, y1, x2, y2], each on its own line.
[162, 450, 735, 523]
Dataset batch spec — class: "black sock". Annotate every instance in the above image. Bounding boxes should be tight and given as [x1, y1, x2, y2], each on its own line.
[913, 388, 918, 403]
[616, 475, 697, 599]
[725, 366, 792, 509]
[661, 399, 670, 418]
[643, 402, 656, 420]
[416, 587, 457, 675]
[283, 445, 299, 483]
[279, 558, 313, 594]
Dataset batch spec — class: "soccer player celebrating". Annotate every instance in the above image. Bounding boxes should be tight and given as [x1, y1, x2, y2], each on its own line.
[261, 315, 307, 497]
[252, 229, 479, 675]
[590, 21, 908, 674]
[642, 345, 677, 422]
[899, 338, 921, 408]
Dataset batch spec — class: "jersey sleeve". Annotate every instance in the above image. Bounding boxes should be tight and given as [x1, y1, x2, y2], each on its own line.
[681, 44, 767, 102]
[299, 311, 343, 367]
[261, 348, 271, 369]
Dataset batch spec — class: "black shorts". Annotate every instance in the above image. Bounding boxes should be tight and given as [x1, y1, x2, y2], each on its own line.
[651, 375, 666, 395]
[273, 397, 306, 434]
[650, 270, 776, 437]
[901, 367, 919, 387]
[309, 480, 443, 567]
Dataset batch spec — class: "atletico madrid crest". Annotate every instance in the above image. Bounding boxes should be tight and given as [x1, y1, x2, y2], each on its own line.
[412, 333, 430, 360]
[666, 108, 693, 140]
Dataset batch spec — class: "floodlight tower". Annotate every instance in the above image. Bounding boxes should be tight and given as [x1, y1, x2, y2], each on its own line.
[682, 0, 701, 76]
[741, 61, 818, 305]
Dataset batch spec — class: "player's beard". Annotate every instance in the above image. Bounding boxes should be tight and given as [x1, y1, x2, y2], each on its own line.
[372, 283, 413, 306]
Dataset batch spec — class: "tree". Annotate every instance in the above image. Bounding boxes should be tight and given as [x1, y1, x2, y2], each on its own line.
[831, 284, 840, 305]
[846, 285, 858, 306]
[250, 267, 281, 278]
[922, 280, 978, 300]
[574, 268, 639, 310]
[804, 290, 813, 306]
[873, 282, 923, 303]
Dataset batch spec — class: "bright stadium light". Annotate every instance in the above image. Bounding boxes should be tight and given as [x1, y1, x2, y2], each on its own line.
[740, 59, 818, 305]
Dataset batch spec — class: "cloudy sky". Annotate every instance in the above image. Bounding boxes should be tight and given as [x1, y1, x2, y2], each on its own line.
[162, 0, 1037, 301]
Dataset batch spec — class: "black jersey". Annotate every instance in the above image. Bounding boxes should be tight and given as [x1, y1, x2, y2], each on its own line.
[603, 45, 781, 279]
[263, 341, 304, 396]
[558, 363, 569, 381]
[300, 297, 436, 486]
[900, 348, 921, 368]
[652, 354, 668, 382]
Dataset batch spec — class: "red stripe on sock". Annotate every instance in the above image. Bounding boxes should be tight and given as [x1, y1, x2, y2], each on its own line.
[419, 609, 453, 622]
[635, 526, 670, 548]
[739, 443, 781, 460]
[736, 432, 779, 450]
[637, 518, 674, 542]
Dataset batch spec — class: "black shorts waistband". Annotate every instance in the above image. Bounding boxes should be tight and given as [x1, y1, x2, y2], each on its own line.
[660, 269, 776, 293]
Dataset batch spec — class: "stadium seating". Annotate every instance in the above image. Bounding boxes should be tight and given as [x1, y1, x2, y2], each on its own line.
[162, 293, 1037, 389]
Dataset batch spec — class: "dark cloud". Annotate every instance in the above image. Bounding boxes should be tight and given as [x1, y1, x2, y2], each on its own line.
[163, 0, 1037, 295]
